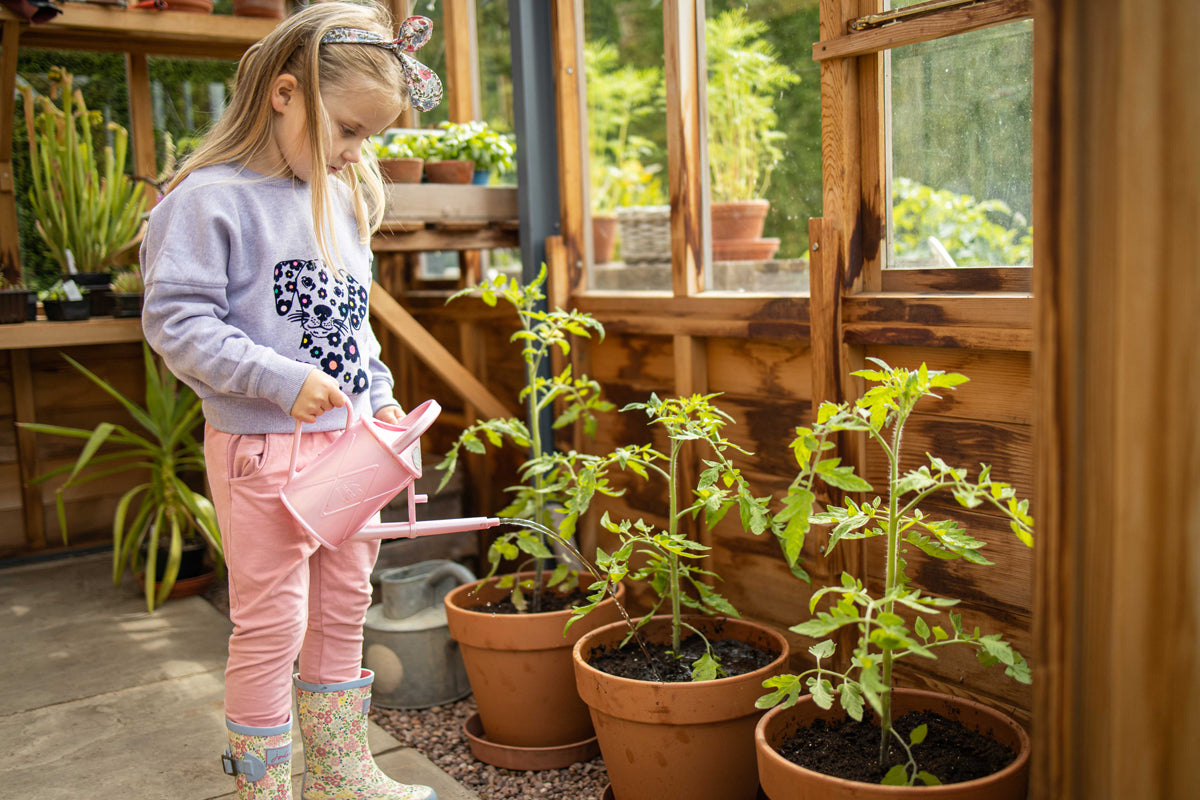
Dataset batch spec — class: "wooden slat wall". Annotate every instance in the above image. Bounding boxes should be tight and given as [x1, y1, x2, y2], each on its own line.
[0, 343, 148, 558]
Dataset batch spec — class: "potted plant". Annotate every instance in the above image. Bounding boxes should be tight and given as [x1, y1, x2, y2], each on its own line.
[754, 361, 1033, 798]
[19, 343, 224, 612]
[108, 268, 144, 317]
[450, 120, 516, 185]
[438, 265, 655, 766]
[570, 393, 789, 800]
[38, 278, 90, 321]
[20, 68, 149, 299]
[0, 272, 32, 324]
[417, 122, 475, 184]
[705, 9, 799, 260]
[585, 40, 667, 264]
[372, 136, 424, 184]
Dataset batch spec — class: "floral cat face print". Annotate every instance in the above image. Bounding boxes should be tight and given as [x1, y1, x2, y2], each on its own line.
[273, 259, 370, 394]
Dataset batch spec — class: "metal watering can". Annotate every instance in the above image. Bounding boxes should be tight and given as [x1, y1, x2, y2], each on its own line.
[279, 398, 500, 549]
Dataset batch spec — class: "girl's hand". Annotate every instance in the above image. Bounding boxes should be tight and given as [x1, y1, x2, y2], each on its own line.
[290, 370, 346, 423]
[375, 405, 404, 426]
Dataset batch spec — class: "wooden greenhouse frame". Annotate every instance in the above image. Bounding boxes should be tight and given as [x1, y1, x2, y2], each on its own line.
[1, 1, 1196, 798]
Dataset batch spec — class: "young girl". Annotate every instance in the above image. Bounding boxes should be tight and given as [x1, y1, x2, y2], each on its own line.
[141, 3, 442, 798]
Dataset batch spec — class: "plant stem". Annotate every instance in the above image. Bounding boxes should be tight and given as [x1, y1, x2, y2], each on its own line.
[525, 310, 547, 613]
[668, 437, 682, 651]
[879, 408, 906, 769]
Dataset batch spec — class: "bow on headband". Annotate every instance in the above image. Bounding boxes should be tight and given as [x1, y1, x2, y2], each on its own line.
[321, 16, 443, 112]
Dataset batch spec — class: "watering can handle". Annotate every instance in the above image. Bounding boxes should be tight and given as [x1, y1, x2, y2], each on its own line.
[285, 398, 443, 482]
[286, 394, 355, 481]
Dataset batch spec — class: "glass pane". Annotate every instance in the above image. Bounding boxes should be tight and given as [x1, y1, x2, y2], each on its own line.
[704, 0, 818, 293]
[15, 51, 136, 289]
[584, 1, 670, 290]
[888, 21, 1033, 268]
[148, 57, 239, 181]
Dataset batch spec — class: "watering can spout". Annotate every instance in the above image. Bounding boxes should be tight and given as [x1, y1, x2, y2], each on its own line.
[354, 517, 502, 540]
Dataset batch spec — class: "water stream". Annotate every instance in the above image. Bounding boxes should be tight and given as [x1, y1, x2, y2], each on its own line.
[505, 517, 663, 680]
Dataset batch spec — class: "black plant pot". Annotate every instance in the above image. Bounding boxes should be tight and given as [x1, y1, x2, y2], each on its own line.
[43, 299, 91, 321]
[71, 272, 112, 317]
[0, 289, 31, 324]
[110, 293, 143, 317]
[150, 539, 210, 581]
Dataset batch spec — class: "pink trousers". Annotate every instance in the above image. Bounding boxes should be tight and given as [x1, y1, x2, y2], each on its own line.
[205, 424, 380, 728]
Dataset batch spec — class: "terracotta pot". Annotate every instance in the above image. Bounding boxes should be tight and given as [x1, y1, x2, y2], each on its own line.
[444, 573, 627, 751]
[592, 214, 618, 264]
[755, 688, 1031, 800]
[162, 0, 213, 12]
[379, 157, 424, 184]
[713, 237, 781, 262]
[135, 570, 215, 600]
[423, 159, 476, 184]
[711, 199, 771, 242]
[232, 0, 284, 18]
[573, 615, 790, 800]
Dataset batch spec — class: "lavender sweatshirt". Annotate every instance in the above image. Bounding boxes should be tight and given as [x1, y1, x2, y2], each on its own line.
[141, 163, 397, 434]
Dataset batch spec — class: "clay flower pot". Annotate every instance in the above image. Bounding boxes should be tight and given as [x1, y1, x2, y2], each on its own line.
[444, 574, 627, 763]
[423, 159, 476, 184]
[379, 157, 424, 184]
[573, 615, 789, 800]
[711, 199, 770, 242]
[592, 214, 618, 264]
[755, 688, 1031, 800]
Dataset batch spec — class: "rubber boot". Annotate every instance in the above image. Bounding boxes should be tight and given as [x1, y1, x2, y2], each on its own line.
[221, 718, 293, 800]
[294, 670, 436, 800]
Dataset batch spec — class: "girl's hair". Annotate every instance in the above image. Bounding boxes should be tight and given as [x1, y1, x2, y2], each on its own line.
[167, 0, 408, 271]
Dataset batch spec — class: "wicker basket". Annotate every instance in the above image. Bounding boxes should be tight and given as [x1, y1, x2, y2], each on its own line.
[615, 205, 670, 264]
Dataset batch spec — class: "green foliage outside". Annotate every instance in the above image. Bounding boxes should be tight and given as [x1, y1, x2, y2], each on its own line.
[892, 177, 1032, 267]
[13, 49, 236, 289]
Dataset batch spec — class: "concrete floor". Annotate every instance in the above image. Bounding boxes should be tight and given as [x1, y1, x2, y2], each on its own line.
[0, 551, 478, 800]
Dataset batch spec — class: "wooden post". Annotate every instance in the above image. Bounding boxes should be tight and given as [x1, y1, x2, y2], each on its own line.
[1, 21, 21, 283]
[663, 0, 706, 296]
[1033, 1, 1200, 798]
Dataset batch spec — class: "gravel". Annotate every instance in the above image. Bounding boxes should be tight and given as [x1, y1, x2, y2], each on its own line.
[370, 700, 611, 800]
[203, 579, 612, 799]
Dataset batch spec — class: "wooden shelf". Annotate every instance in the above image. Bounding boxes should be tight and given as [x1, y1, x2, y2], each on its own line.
[1, 316, 143, 349]
[0, 3, 276, 59]
[374, 183, 520, 252]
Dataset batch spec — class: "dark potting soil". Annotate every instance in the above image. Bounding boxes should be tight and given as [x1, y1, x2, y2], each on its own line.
[588, 634, 776, 682]
[473, 586, 592, 614]
[775, 709, 1016, 785]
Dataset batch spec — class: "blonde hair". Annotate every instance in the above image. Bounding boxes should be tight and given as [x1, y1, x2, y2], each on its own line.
[167, 0, 408, 271]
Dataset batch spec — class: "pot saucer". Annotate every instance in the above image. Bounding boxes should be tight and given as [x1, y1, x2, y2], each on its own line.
[463, 712, 600, 770]
[603, 783, 770, 799]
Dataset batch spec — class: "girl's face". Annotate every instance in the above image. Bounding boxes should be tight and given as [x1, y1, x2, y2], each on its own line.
[269, 74, 403, 182]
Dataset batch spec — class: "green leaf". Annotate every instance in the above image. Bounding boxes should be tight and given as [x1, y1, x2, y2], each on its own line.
[691, 652, 721, 682]
[882, 765, 910, 786]
[909, 723, 928, 745]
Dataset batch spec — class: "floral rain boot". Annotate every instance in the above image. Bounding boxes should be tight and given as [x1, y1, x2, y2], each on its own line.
[221, 718, 294, 800]
[294, 670, 437, 800]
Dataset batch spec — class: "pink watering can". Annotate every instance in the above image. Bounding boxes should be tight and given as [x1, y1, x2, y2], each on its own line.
[279, 398, 501, 550]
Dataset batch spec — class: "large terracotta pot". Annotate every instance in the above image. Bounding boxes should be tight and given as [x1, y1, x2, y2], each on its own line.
[573, 615, 789, 800]
[755, 688, 1031, 800]
[444, 574, 626, 749]
[711, 199, 771, 242]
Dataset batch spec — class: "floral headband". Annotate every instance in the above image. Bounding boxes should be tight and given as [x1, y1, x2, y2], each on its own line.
[320, 16, 443, 112]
